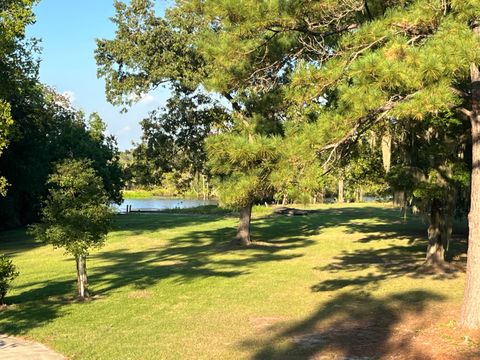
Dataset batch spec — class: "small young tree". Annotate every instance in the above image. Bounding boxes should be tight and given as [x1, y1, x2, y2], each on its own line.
[30, 159, 114, 299]
[0, 254, 19, 305]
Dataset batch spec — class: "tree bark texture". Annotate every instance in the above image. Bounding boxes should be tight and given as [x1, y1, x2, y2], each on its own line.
[235, 203, 253, 246]
[355, 187, 364, 203]
[444, 188, 455, 254]
[393, 190, 405, 208]
[382, 131, 392, 173]
[425, 198, 446, 266]
[338, 178, 345, 203]
[460, 62, 480, 328]
[76, 255, 89, 299]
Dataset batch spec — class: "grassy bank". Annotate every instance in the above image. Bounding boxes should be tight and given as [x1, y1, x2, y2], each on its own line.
[122, 188, 169, 198]
[122, 188, 205, 199]
[0, 203, 473, 359]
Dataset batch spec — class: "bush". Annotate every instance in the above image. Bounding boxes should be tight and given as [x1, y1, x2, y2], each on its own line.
[0, 254, 18, 305]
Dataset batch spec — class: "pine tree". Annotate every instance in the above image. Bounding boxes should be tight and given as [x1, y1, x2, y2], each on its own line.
[96, 0, 480, 326]
[168, 0, 480, 326]
[95, 0, 287, 245]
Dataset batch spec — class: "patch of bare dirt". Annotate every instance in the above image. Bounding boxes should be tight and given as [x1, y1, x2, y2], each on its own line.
[307, 304, 480, 360]
[249, 303, 480, 359]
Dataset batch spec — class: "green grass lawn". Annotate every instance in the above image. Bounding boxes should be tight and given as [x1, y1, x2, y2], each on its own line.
[0, 203, 470, 359]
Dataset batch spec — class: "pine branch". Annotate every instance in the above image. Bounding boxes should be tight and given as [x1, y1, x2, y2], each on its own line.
[318, 93, 416, 169]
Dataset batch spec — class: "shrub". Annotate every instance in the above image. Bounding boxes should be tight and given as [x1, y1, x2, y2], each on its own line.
[0, 254, 19, 305]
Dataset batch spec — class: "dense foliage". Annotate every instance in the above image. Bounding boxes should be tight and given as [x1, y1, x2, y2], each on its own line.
[97, 0, 480, 326]
[0, 0, 38, 196]
[30, 159, 114, 298]
[0, 89, 124, 228]
[125, 88, 229, 197]
[0, 2, 124, 229]
[0, 254, 18, 305]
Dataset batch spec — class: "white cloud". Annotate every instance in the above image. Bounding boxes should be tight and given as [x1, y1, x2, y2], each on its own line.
[62, 90, 76, 104]
[127, 93, 155, 105]
[138, 93, 155, 105]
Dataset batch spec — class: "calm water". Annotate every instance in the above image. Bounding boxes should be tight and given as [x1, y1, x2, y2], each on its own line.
[116, 198, 218, 212]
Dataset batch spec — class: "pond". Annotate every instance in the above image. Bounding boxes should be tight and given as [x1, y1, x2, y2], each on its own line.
[115, 198, 218, 212]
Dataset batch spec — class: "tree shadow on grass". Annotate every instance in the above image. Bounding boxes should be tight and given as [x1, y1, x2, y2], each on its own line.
[297, 206, 468, 292]
[0, 300, 67, 335]
[311, 239, 466, 293]
[89, 219, 314, 294]
[0, 228, 42, 256]
[1, 216, 315, 335]
[243, 290, 446, 359]
[0, 206, 467, 338]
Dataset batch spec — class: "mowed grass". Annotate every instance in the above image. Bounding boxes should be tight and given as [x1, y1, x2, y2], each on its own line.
[0, 203, 469, 359]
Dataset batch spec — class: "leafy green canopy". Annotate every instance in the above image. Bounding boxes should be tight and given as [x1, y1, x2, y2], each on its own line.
[96, 0, 204, 107]
[207, 134, 280, 207]
[0, 0, 38, 196]
[96, 0, 480, 208]
[0, 254, 18, 305]
[128, 89, 230, 188]
[96, 1, 293, 209]
[0, 88, 124, 227]
[195, 0, 480, 202]
[30, 159, 114, 257]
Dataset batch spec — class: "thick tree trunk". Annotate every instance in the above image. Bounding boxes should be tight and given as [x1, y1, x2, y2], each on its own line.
[355, 187, 364, 203]
[76, 255, 89, 299]
[235, 203, 253, 246]
[460, 63, 480, 328]
[318, 190, 325, 204]
[393, 190, 405, 207]
[425, 198, 445, 266]
[338, 178, 344, 203]
[443, 188, 455, 254]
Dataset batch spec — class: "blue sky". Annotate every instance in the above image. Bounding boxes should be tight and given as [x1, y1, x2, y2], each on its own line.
[27, 0, 172, 150]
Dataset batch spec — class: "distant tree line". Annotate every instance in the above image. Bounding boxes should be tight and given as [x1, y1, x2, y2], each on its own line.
[0, 1, 123, 228]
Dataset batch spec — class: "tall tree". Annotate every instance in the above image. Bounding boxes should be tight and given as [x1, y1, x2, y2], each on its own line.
[96, 0, 288, 245]
[461, 7, 480, 328]
[0, 0, 38, 196]
[277, 0, 480, 327]
[0, 88, 124, 227]
[154, 0, 480, 326]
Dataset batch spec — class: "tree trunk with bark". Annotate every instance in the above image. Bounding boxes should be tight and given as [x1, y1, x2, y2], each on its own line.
[393, 190, 405, 208]
[235, 203, 253, 246]
[382, 131, 392, 173]
[460, 62, 480, 328]
[425, 198, 446, 266]
[443, 187, 455, 256]
[338, 178, 345, 203]
[355, 187, 364, 203]
[76, 255, 89, 299]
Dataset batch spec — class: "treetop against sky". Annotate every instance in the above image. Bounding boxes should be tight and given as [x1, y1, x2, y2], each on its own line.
[26, 0, 172, 150]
